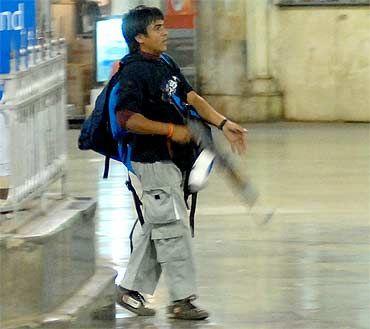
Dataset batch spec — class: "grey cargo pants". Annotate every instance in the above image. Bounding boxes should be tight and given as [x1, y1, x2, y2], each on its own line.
[120, 161, 197, 301]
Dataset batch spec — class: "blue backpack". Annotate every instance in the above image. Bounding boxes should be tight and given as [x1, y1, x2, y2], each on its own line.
[78, 61, 143, 245]
[78, 62, 133, 177]
[78, 54, 177, 177]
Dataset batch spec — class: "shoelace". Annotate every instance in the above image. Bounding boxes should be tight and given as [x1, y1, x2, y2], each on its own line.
[179, 295, 197, 310]
[187, 295, 197, 302]
[131, 291, 146, 305]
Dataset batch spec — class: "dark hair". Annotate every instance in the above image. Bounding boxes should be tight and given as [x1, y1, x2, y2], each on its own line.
[121, 5, 164, 53]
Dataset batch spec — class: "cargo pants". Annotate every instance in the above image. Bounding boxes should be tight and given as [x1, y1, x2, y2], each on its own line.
[120, 161, 197, 301]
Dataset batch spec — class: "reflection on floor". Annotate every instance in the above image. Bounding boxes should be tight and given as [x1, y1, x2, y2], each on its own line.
[67, 123, 370, 329]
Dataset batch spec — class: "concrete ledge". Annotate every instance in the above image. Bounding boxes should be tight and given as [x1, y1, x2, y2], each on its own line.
[41, 266, 117, 328]
[2, 266, 117, 329]
[0, 197, 97, 324]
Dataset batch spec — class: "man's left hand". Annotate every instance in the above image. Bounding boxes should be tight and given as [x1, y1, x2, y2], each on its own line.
[222, 120, 247, 155]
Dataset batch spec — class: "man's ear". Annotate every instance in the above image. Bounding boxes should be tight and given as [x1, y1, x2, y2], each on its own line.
[135, 34, 145, 45]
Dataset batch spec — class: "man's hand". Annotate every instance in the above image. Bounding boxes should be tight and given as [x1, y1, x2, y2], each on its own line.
[222, 120, 247, 155]
[186, 92, 247, 154]
[170, 125, 192, 144]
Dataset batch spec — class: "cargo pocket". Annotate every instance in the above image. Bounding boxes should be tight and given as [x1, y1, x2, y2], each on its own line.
[142, 186, 178, 224]
[152, 222, 188, 263]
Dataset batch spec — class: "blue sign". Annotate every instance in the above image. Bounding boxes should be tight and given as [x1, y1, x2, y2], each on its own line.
[0, 0, 36, 74]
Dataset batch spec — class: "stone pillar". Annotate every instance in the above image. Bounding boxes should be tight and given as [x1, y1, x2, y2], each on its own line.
[245, 0, 282, 120]
[199, 1, 247, 96]
[197, 0, 249, 122]
[196, 0, 282, 122]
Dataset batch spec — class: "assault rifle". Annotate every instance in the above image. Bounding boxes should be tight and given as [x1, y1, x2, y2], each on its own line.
[162, 77, 259, 208]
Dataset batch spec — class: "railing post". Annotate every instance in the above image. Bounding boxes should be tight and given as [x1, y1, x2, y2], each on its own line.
[0, 40, 67, 217]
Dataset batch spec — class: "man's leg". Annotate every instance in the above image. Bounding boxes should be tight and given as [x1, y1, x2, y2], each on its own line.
[152, 220, 209, 320]
[121, 223, 161, 294]
[117, 223, 161, 315]
[152, 221, 196, 301]
[128, 161, 209, 319]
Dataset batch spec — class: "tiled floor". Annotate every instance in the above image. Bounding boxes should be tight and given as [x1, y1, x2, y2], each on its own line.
[67, 123, 370, 329]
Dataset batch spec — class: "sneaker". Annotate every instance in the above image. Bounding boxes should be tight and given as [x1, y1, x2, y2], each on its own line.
[167, 295, 209, 320]
[116, 285, 156, 316]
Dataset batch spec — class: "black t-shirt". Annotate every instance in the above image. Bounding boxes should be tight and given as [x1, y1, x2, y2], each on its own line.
[111, 52, 194, 163]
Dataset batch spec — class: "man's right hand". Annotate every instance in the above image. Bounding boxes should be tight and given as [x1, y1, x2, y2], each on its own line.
[124, 114, 192, 144]
[170, 125, 192, 144]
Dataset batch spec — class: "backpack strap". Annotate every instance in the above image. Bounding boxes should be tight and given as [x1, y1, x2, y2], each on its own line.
[128, 218, 139, 253]
[103, 156, 110, 179]
[126, 177, 145, 253]
[102, 62, 126, 179]
[189, 192, 197, 238]
[160, 53, 179, 72]
[125, 178, 145, 226]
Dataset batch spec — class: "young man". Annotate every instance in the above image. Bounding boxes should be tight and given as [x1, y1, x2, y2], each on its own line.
[113, 5, 247, 320]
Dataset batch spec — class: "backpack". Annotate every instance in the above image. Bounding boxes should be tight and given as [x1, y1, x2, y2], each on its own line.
[77, 54, 205, 238]
[78, 63, 128, 178]
[78, 54, 178, 177]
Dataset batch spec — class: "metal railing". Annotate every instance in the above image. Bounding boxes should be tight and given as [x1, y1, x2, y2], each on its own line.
[0, 40, 67, 214]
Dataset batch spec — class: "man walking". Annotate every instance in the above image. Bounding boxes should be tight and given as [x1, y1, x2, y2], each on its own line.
[112, 5, 246, 320]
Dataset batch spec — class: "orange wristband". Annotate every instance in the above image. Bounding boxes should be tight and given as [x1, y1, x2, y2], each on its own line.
[167, 123, 174, 138]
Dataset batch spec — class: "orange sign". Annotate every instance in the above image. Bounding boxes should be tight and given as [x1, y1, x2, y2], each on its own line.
[164, 0, 196, 29]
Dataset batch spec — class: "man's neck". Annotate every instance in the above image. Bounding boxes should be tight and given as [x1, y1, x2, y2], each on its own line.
[140, 50, 161, 60]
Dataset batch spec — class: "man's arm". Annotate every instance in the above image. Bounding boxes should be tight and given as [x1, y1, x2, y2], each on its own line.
[117, 111, 191, 144]
[187, 91, 225, 128]
[186, 91, 247, 154]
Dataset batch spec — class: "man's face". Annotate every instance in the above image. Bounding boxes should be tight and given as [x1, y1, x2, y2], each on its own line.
[136, 19, 168, 55]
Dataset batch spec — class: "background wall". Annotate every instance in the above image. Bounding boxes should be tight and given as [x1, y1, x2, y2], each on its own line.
[269, 6, 370, 121]
[197, 0, 247, 97]
[89, 0, 370, 122]
[196, 0, 283, 122]
[111, 0, 164, 15]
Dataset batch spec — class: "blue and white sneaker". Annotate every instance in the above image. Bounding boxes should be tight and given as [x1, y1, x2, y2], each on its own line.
[116, 285, 156, 316]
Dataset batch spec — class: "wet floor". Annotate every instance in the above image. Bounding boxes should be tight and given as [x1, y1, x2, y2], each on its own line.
[67, 123, 370, 329]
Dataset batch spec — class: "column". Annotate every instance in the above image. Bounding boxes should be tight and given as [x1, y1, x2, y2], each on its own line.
[246, 0, 282, 119]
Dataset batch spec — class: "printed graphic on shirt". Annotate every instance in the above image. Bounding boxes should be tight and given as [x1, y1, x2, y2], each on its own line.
[162, 75, 181, 102]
